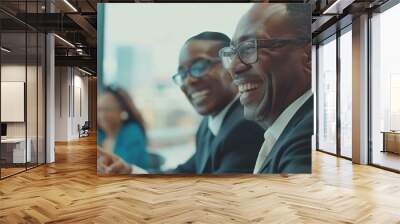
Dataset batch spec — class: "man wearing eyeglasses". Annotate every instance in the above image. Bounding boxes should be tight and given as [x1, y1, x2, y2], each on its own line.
[169, 31, 264, 174]
[101, 32, 264, 174]
[219, 3, 313, 174]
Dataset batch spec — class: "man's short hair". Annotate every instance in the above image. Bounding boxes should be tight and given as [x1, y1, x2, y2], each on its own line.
[186, 31, 231, 50]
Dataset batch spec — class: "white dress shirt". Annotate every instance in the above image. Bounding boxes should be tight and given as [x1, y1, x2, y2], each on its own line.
[208, 95, 239, 136]
[253, 90, 312, 174]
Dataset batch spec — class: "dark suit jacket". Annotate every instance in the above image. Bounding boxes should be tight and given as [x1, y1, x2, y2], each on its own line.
[172, 100, 264, 174]
[259, 96, 313, 174]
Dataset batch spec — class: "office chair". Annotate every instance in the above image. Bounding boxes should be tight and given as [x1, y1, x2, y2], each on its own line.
[79, 121, 90, 138]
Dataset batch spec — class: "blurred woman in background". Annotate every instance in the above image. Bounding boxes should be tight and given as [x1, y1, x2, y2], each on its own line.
[97, 86, 149, 171]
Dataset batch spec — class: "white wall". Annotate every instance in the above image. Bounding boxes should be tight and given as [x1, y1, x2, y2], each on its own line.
[1, 63, 47, 163]
[1, 65, 40, 137]
[1, 65, 26, 139]
[55, 66, 68, 141]
[55, 67, 89, 141]
[1, 82, 25, 122]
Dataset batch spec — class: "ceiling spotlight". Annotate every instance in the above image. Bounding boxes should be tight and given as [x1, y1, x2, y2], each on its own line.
[76, 48, 85, 55]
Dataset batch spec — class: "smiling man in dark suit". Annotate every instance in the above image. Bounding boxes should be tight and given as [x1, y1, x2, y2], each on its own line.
[170, 31, 264, 174]
[219, 3, 313, 174]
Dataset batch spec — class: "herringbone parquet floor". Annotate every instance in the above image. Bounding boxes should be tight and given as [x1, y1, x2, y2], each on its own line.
[1, 135, 400, 224]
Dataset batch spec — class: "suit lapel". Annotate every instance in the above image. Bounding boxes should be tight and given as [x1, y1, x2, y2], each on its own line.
[258, 96, 313, 173]
[258, 144, 274, 173]
[209, 100, 241, 156]
[198, 127, 215, 173]
[198, 100, 241, 173]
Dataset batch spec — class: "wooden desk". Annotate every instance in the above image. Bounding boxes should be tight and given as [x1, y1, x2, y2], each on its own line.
[382, 131, 400, 154]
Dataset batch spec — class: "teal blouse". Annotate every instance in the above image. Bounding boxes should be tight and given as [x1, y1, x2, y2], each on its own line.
[98, 122, 149, 169]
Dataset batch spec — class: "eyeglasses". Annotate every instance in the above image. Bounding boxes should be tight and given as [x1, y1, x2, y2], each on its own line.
[172, 58, 221, 86]
[218, 38, 309, 69]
